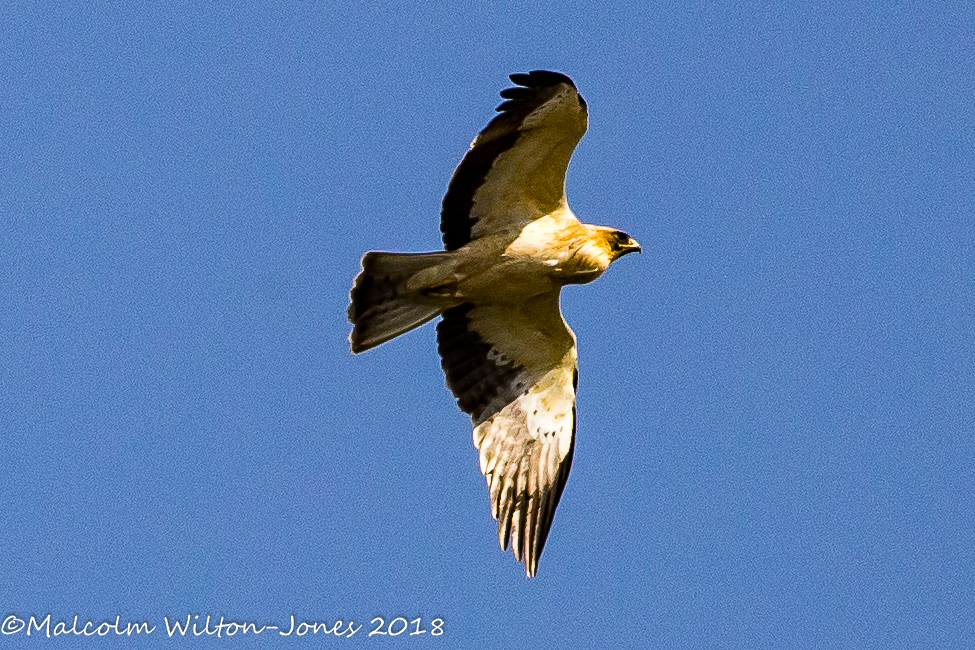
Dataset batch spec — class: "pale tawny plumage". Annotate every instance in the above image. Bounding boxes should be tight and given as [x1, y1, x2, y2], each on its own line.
[348, 70, 640, 576]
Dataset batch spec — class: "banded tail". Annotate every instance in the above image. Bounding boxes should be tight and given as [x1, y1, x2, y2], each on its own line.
[348, 251, 451, 353]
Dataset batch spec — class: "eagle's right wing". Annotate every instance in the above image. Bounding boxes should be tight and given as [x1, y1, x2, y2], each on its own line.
[436, 293, 578, 576]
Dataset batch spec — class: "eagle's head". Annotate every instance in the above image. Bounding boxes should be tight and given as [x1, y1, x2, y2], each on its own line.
[603, 229, 642, 261]
[567, 224, 641, 281]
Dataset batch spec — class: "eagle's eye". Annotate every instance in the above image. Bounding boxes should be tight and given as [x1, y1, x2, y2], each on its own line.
[611, 233, 631, 250]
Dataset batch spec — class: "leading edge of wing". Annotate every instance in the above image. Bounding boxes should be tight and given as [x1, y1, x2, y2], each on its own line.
[440, 70, 588, 252]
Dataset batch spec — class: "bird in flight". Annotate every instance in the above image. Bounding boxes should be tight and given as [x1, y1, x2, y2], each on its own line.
[348, 70, 640, 576]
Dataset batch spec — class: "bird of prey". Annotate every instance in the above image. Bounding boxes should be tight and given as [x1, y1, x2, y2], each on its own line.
[348, 70, 640, 577]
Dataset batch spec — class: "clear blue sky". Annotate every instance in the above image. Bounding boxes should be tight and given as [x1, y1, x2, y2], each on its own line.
[2, 1, 972, 647]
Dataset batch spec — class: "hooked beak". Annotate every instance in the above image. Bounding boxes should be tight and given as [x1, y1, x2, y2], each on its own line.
[621, 238, 642, 257]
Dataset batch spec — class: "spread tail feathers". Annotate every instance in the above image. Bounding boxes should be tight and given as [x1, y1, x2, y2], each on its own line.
[348, 251, 451, 353]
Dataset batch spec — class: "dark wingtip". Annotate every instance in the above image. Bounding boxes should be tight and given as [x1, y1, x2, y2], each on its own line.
[508, 70, 576, 90]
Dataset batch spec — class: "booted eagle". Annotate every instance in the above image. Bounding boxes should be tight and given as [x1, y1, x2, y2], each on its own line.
[348, 70, 640, 577]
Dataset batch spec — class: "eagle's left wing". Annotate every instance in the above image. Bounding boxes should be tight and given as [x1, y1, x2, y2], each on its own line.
[436, 293, 577, 577]
[441, 70, 588, 252]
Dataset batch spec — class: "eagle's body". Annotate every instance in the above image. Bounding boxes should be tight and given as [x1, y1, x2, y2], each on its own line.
[348, 71, 639, 576]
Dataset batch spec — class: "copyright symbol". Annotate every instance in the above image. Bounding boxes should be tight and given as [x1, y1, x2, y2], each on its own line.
[2, 615, 25, 634]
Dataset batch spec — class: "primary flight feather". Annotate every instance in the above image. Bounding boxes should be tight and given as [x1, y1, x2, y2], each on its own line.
[348, 70, 640, 577]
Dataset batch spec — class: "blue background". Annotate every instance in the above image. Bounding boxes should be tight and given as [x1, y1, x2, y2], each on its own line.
[2, 1, 972, 647]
